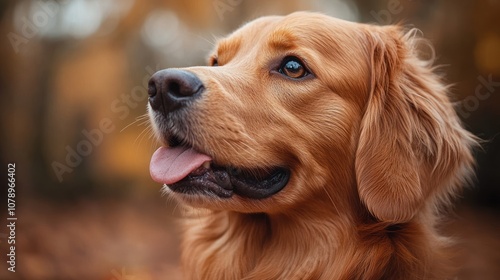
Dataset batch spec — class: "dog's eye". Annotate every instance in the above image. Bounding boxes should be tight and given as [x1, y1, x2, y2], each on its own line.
[279, 57, 308, 79]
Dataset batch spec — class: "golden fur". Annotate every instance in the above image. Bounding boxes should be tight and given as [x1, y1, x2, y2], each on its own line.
[152, 12, 478, 279]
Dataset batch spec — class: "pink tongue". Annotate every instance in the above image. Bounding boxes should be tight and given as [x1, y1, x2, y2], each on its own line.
[150, 146, 212, 185]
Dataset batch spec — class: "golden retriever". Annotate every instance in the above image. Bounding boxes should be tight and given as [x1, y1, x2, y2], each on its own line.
[147, 12, 477, 280]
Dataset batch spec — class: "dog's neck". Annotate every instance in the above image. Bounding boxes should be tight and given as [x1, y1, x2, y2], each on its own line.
[180, 199, 451, 280]
[180, 198, 360, 279]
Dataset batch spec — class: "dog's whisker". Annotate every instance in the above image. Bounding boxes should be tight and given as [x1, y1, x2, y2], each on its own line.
[120, 114, 150, 133]
[148, 129, 159, 152]
[135, 126, 154, 148]
[196, 33, 218, 49]
[133, 127, 148, 146]
[172, 200, 179, 216]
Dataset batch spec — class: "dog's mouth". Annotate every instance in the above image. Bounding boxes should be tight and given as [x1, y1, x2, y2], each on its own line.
[149, 136, 290, 199]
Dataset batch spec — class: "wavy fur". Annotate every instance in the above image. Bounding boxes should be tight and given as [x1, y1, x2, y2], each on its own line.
[151, 12, 478, 280]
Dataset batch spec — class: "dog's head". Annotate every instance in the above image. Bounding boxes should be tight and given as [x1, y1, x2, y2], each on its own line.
[148, 12, 476, 221]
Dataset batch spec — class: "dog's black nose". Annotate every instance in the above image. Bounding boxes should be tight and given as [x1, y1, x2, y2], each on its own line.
[148, 69, 204, 113]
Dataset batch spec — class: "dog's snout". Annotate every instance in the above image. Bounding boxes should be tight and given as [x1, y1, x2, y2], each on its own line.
[148, 69, 204, 113]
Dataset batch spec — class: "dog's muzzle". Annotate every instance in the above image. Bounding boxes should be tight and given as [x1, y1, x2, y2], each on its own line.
[148, 69, 290, 199]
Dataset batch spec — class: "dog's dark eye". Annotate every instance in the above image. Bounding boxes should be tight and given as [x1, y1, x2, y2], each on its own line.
[279, 57, 308, 79]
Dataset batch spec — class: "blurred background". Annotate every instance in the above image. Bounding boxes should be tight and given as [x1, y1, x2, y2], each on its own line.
[0, 0, 499, 279]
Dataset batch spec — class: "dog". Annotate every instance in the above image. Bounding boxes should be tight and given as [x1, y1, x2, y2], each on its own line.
[147, 11, 477, 280]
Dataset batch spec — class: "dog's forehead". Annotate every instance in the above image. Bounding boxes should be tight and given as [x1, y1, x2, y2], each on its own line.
[213, 16, 283, 59]
[222, 12, 361, 51]
[224, 15, 283, 44]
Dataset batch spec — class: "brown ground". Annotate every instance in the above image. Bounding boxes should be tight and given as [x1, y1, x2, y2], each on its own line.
[0, 194, 182, 280]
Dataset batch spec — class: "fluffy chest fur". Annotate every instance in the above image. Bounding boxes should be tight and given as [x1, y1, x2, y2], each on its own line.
[180, 206, 450, 280]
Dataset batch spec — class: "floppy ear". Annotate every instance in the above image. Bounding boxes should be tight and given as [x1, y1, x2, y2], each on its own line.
[355, 26, 477, 223]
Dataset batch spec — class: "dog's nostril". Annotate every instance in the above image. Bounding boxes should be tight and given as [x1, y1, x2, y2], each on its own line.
[168, 81, 181, 97]
[148, 80, 157, 97]
[166, 78, 202, 99]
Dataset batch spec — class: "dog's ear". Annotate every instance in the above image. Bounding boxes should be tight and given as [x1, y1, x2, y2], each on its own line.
[355, 26, 476, 223]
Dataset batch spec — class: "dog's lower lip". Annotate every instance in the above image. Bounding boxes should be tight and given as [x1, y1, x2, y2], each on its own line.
[230, 167, 290, 199]
[168, 163, 290, 199]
